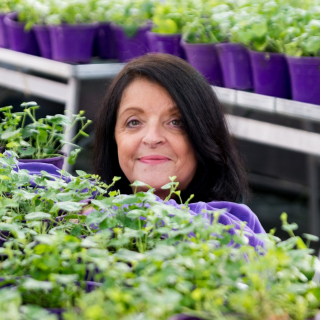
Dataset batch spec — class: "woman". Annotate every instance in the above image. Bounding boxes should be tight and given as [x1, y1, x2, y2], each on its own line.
[94, 53, 265, 247]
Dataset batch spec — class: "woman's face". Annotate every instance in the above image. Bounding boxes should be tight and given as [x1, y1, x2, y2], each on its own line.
[115, 78, 197, 199]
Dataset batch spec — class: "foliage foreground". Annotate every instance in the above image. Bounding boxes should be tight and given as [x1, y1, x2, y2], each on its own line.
[0, 153, 320, 320]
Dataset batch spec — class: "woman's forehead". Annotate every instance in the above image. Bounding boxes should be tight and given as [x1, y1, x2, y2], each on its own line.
[118, 78, 179, 116]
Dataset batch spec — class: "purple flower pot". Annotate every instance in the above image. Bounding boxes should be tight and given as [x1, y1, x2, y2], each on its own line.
[249, 50, 291, 98]
[18, 154, 65, 170]
[0, 13, 9, 48]
[216, 42, 253, 90]
[181, 40, 224, 87]
[49, 23, 98, 63]
[94, 22, 118, 60]
[286, 56, 320, 105]
[110, 23, 151, 62]
[33, 25, 52, 59]
[147, 32, 184, 58]
[4, 12, 39, 55]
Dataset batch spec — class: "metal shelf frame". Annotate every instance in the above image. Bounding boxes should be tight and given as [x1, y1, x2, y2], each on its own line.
[0, 48, 319, 234]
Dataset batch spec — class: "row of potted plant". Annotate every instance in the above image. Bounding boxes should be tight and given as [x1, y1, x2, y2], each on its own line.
[1, 149, 320, 319]
[1, 0, 320, 104]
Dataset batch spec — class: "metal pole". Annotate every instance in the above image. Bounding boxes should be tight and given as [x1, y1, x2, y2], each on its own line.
[304, 120, 320, 236]
[308, 155, 319, 236]
[62, 77, 79, 172]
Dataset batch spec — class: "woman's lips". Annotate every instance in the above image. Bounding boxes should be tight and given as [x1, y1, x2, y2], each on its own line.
[139, 155, 170, 165]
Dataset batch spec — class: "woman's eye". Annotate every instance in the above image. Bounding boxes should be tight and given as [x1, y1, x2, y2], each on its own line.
[127, 119, 140, 127]
[170, 119, 183, 127]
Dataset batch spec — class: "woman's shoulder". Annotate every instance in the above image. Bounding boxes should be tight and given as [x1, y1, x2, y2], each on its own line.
[188, 200, 265, 234]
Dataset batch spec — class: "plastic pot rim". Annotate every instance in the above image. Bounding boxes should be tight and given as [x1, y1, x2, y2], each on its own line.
[4, 12, 28, 28]
[180, 39, 218, 47]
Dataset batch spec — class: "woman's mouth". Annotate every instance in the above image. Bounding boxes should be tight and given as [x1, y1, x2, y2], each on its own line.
[139, 155, 170, 165]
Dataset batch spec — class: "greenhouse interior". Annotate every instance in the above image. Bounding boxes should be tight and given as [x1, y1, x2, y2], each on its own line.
[0, 0, 320, 319]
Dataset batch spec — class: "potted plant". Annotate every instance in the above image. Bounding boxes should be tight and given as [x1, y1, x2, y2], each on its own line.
[147, 0, 192, 58]
[0, 157, 117, 248]
[285, 18, 320, 104]
[213, 4, 254, 91]
[0, 101, 92, 168]
[0, 0, 15, 49]
[108, 0, 153, 62]
[13, 0, 53, 59]
[4, 5, 40, 56]
[45, 0, 98, 63]
[181, 12, 224, 87]
[229, 3, 292, 98]
[92, 0, 118, 60]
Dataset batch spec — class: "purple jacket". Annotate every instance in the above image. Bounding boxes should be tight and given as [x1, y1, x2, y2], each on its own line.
[15, 162, 266, 248]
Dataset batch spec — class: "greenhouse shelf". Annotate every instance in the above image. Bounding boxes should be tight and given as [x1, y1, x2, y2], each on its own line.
[214, 86, 320, 124]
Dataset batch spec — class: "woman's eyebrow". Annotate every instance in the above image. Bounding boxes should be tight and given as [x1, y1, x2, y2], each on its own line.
[118, 107, 143, 118]
[119, 105, 179, 118]
[168, 105, 179, 112]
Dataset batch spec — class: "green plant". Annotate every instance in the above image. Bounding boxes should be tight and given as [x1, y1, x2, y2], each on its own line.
[107, 0, 154, 37]
[151, 0, 196, 34]
[0, 151, 320, 319]
[45, 0, 98, 25]
[15, 0, 51, 29]
[0, 101, 92, 164]
[0, 0, 18, 14]
[228, 1, 315, 54]
[284, 17, 320, 56]
[63, 212, 320, 320]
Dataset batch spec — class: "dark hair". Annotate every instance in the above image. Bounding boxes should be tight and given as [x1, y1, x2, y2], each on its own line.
[94, 53, 248, 203]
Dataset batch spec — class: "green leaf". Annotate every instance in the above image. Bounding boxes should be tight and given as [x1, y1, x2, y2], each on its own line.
[126, 209, 147, 219]
[20, 101, 38, 108]
[91, 198, 114, 210]
[130, 180, 150, 187]
[76, 170, 88, 177]
[112, 194, 140, 205]
[21, 278, 53, 291]
[3, 199, 19, 208]
[38, 129, 48, 143]
[21, 126, 39, 138]
[282, 223, 298, 232]
[51, 201, 85, 213]
[49, 273, 78, 284]
[1, 129, 21, 140]
[303, 233, 319, 242]
[85, 210, 109, 226]
[114, 248, 145, 261]
[46, 114, 71, 126]
[6, 141, 20, 148]
[25, 212, 52, 221]
[68, 148, 81, 165]
[17, 146, 36, 157]
[0, 106, 13, 112]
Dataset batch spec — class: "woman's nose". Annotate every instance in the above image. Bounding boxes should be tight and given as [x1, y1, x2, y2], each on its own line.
[142, 124, 165, 147]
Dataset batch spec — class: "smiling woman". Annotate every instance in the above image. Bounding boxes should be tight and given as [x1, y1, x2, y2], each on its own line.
[114, 78, 197, 200]
[94, 53, 265, 246]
